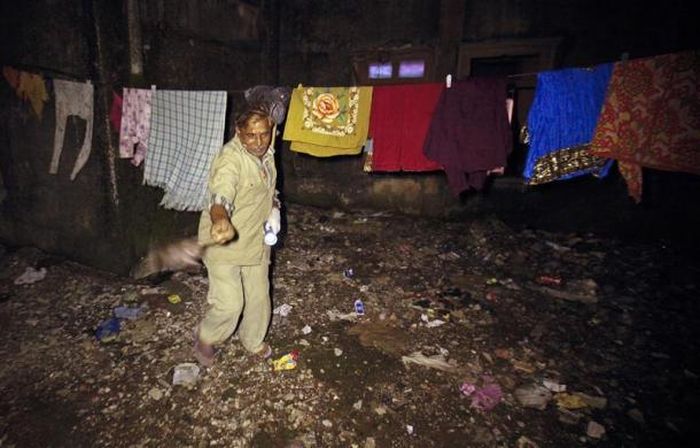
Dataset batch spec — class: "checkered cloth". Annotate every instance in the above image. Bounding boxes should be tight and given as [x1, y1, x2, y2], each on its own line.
[144, 90, 227, 211]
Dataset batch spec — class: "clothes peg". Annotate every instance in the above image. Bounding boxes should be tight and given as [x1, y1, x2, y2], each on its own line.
[445, 74, 452, 89]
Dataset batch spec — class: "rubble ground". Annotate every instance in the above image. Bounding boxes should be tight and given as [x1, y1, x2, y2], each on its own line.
[1, 204, 698, 447]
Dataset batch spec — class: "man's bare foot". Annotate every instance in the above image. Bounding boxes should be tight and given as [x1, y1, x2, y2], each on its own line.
[193, 335, 215, 367]
[253, 343, 272, 361]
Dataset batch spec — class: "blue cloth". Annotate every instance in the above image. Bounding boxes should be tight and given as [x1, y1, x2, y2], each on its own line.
[523, 64, 614, 183]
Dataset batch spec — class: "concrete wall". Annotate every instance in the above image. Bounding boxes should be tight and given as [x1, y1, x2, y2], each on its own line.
[0, 0, 274, 273]
[1, 0, 699, 274]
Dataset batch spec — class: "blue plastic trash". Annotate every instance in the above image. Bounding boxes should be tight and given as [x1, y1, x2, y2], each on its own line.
[95, 317, 121, 341]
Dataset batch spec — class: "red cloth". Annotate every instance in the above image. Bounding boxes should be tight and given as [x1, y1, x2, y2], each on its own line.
[110, 91, 123, 133]
[369, 83, 443, 172]
[590, 51, 700, 202]
[423, 77, 512, 195]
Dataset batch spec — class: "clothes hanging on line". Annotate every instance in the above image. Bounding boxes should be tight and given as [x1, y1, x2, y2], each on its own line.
[144, 89, 227, 211]
[109, 91, 122, 133]
[368, 83, 443, 172]
[119, 88, 153, 167]
[590, 51, 700, 202]
[362, 138, 374, 172]
[423, 77, 512, 196]
[3, 66, 49, 120]
[283, 86, 373, 157]
[2, 66, 20, 89]
[50, 79, 94, 180]
[523, 63, 614, 185]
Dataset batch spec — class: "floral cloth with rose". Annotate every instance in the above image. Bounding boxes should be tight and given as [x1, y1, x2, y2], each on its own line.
[283, 86, 373, 157]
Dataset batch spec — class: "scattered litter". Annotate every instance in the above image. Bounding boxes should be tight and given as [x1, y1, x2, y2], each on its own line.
[172, 363, 200, 387]
[322, 419, 333, 428]
[25, 318, 39, 327]
[273, 303, 293, 317]
[113, 305, 144, 320]
[374, 404, 387, 415]
[14, 267, 47, 285]
[334, 348, 343, 357]
[516, 436, 539, 448]
[536, 279, 598, 304]
[343, 268, 355, 279]
[558, 407, 583, 425]
[167, 294, 182, 304]
[426, 319, 446, 328]
[437, 251, 460, 261]
[326, 309, 357, 322]
[401, 351, 457, 372]
[545, 241, 571, 252]
[460, 382, 476, 396]
[354, 298, 365, 316]
[577, 392, 607, 409]
[535, 275, 562, 286]
[511, 359, 537, 374]
[301, 325, 312, 335]
[148, 387, 164, 400]
[353, 399, 363, 410]
[494, 348, 512, 359]
[470, 380, 503, 411]
[406, 424, 414, 435]
[555, 391, 607, 410]
[298, 339, 310, 347]
[586, 421, 606, 439]
[543, 379, 567, 393]
[514, 384, 552, 410]
[555, 393, 587, 410]
[627, 408, 645, 424]
[272, 351, 299, 371]
[95, 317, 120, 342]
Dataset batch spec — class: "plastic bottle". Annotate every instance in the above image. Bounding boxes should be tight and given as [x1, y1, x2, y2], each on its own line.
[264, 225, 278, 245]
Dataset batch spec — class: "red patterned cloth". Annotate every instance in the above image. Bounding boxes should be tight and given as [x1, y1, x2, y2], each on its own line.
[369, 83, 443, 172]
[590, 51, 700, 202]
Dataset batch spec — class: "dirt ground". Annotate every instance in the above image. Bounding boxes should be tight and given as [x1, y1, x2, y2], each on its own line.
[1, 204, 698, 447]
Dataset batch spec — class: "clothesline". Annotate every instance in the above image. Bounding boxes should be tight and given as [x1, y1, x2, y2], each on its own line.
[1, 60, 97, 85]
[1, 61, 251, 94]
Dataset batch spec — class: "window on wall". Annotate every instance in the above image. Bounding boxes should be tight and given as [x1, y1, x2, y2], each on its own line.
[368, 62, 393, 79]
[353, 48, 434, 84]
[398, 60, 426, 78]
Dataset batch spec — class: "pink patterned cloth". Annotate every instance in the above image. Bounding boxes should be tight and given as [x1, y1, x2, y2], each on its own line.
[119, 88, 153, 167]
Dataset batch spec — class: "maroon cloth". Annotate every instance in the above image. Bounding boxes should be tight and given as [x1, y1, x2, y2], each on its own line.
[423, 78, 512, 195]
[369, 83, 443, 171]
